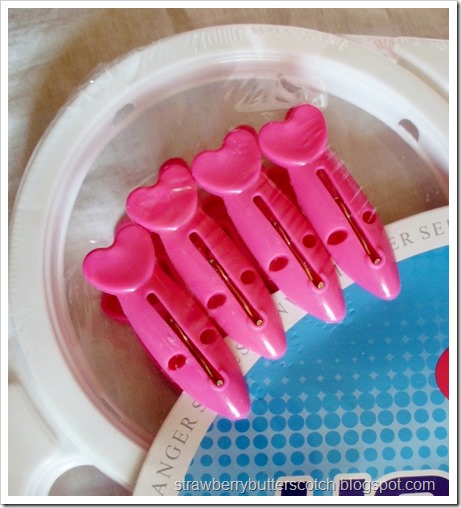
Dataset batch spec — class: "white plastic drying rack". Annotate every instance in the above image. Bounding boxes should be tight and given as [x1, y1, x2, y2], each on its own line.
[8, 25, 448, 497]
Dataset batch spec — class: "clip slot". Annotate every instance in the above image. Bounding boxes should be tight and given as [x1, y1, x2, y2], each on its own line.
[191, 127, 345, 323]
[253, 195, 325, 290]
[83, 223, 250, 419]
[189, 232, 264, 328]
[316, 169, 381, 265]
[126, 160, 286, 359]
[258, 103, 401, 300]
[147, 293, 224, 387]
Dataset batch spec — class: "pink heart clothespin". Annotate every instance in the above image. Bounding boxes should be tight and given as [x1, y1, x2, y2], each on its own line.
[126, 160, 286, 359]
[83, 223, 250, 419]
[191, 127, 346, 323]
[259, 104, 401, 300]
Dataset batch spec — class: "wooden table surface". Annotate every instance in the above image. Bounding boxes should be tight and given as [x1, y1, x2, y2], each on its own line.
[8, 6, 449, 496]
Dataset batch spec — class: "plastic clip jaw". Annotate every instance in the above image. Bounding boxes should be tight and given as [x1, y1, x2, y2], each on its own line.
[82, 223, 250, 420]
[126, 161, 286, 359]
[259, 104, 401, 300]
[191, 128, 346, 324]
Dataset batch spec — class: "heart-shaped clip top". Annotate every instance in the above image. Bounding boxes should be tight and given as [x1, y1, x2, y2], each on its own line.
[83, 223, 250, 420]
[259, 104, 401, 300]
[192, 128, 346, 323]
[126, 160, 286, 359]
[258, 104, 328, 166]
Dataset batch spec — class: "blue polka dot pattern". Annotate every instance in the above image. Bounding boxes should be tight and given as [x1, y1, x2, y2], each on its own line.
[182, 248, 448, 496]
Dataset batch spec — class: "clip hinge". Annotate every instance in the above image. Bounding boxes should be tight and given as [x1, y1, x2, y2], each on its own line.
[147, 293, 224, 386]
[317, 169, 381, 265]
[189, 232, 264, 327]
[253, 195, 325, 289]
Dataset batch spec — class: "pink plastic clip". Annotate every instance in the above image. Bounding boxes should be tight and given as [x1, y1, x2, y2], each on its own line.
[126, 160, 286, 359]
[82, 223, 250, 419]
[191, 128, 346, 323]
[259, 104, 401, 300]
